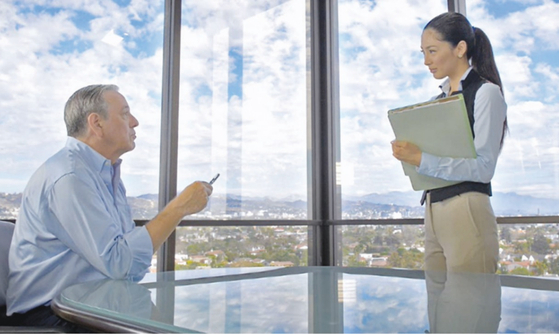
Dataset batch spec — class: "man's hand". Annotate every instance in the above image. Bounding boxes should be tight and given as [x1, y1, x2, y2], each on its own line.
[146, 181, 213, 251]
[173, 181, 213, 216]
[391, 140, 422, 167]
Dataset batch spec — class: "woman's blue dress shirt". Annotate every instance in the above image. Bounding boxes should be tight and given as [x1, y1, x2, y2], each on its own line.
[417, 67, 507, 183]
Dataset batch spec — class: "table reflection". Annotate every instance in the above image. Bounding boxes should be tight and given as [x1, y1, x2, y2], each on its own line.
[425, 270, 501, 333]
[61, 278, 162, 322]
[53, 267, 559, 333]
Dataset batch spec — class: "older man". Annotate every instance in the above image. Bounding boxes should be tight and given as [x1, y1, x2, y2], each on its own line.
[6, 85, 212, 328]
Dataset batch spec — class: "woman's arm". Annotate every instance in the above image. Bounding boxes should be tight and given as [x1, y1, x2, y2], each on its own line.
[416, 83, 507, 183]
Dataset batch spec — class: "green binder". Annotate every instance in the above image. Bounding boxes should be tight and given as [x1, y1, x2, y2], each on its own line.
[388, 94, 476, 191]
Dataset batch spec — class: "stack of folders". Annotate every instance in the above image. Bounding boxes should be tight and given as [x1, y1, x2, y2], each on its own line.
[387, 94, 476, 191]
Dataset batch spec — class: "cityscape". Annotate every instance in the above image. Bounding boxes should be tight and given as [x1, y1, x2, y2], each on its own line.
[2, 191, 559, 278]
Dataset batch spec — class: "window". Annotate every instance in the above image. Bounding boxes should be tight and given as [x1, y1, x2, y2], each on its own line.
[337, 0, 559, 275]
[175, 226, 309, 269]
[4, 0, 559, 276]
[337, 0, 447, 213]
[0, 1, 164, 221]
[467, 0, 559, 216]
[468, 0, 559, 277]
[177, 0, 309, 220]
[337, 0, 446, 268]
[173, 0, 310, 269]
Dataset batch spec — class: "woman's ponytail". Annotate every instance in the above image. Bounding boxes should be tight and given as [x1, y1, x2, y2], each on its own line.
[471, 27, 503, 94]
[471, 27, 507, 148]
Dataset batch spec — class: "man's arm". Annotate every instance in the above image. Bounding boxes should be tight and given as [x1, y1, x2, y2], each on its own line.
[48, 174, 153, 279]
[145, 181, 213, 252]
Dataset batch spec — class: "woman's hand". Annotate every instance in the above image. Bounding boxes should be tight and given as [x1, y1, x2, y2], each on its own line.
[391, 140, 422, 167]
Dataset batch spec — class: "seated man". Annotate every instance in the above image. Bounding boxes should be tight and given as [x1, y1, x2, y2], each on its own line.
[6, 84, 212, 329]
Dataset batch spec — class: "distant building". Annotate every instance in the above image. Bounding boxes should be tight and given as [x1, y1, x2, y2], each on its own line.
[369, 257, 389, 268]
[205, 250, 226, 261]
[190, 255, 211, 265]
[502, 260, 532, 272]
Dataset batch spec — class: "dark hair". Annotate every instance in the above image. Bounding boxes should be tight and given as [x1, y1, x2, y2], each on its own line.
[425, 12, 507, 147]
[424, 12, 503, 93]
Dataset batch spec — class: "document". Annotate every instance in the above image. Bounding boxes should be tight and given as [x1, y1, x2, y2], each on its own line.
[388, 94, 476, 191]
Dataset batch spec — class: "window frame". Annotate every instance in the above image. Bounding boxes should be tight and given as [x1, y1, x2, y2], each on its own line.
[154, 0, 559, 271]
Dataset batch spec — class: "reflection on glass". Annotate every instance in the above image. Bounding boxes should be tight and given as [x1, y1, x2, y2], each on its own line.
[341, 271, 428, 332]
[61, 279, 157, 321]
[59, 267, 559, 333]
[171, 272, 309, 332]
[177, 0, 309, 220]
[173, 226, 309, 270]
[425, 270, 501, 333]
[466, 0, 559, 216]
[337, 0, 446, 212]
[0, 1, 164, 220]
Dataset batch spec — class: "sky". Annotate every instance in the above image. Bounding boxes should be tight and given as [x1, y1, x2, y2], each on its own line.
[0, 0, 558, 205]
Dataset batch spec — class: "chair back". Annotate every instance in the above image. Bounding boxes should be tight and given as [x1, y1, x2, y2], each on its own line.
[0, 221, 14, 307]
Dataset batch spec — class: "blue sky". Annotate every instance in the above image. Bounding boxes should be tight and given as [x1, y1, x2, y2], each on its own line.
[0, 0, 558, 208]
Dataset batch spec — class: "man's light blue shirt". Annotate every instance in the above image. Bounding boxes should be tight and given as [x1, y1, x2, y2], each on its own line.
[7, 137, 153, 315]
[417, 67, 507, 183]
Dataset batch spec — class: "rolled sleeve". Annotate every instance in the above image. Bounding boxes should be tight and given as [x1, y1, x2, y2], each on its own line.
[125, 226, 153, 280]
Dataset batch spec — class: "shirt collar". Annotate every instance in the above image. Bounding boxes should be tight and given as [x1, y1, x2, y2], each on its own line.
[439, 66, 473, 96]
[65, 137, 122, 173]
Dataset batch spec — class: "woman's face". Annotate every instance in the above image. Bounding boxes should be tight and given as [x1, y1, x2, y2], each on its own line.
[421, 28, 462, 81]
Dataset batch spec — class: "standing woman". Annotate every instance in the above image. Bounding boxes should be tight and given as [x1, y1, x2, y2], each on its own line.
[391, 12, 507, 273]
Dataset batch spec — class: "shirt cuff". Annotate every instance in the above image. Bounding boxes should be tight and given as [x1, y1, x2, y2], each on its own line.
[417, 152, 438, 176]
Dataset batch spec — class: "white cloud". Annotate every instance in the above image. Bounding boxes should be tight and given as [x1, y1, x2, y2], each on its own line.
[1, 0, 559, 204]
[0, 1, 163, 195]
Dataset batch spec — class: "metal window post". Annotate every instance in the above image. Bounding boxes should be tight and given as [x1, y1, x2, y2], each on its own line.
[309, 0, 342, 267]
[448, 0, 467, 15]
[157, 0, 181, 273]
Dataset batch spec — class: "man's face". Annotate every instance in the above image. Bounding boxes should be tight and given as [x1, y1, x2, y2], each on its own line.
[100, 90, 139, 162]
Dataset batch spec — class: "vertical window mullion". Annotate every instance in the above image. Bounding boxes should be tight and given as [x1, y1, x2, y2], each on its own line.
[448, 0, 467, 14]
[157, 0, 182, 273]
[310, 0, 341, 266]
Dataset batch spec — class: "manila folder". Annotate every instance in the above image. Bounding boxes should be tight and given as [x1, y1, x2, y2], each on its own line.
[387, 94, 476, 191]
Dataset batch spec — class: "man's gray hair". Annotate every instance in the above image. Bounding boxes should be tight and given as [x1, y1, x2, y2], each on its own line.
[64, 84, 119, 137]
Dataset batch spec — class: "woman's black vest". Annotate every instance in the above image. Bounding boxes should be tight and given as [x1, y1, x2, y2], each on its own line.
[426, 70, 492, 204]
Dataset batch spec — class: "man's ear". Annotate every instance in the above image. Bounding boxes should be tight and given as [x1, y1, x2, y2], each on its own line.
[87, 113, 104, 137]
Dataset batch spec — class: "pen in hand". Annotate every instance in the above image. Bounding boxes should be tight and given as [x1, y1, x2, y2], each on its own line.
[209, 173, 220, 185]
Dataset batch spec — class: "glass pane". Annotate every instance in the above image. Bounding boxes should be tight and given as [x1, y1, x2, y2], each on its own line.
[498, 223, 559, 278]
[177, 0, 309, 220]
[340, 225, 425, 269]
[340, 222, 559, 278]
[0, 1, 164, 220]
[337, 0, 446, 217]
[466, 1, 559, 216]
[174, 226, 309, 270]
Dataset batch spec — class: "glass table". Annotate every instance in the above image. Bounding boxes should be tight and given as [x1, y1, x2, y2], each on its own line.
[51, 266, 559, 333]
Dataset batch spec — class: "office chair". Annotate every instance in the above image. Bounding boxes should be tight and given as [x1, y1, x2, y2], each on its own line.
[0, 220, 66, 333]
[0, 220, 14, 314]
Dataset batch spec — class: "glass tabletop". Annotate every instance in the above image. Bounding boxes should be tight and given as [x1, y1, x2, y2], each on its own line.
[52, 266, 559, 333]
